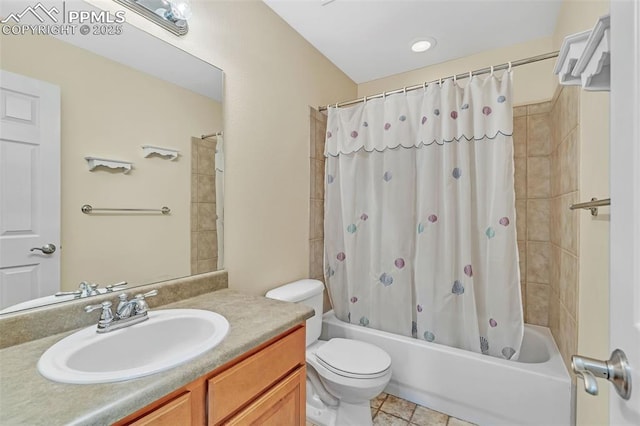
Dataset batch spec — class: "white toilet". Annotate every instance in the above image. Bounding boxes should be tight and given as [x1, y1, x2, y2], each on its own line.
[266, 279, 392, 426]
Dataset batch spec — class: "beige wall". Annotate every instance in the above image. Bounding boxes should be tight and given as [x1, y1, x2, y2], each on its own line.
[87, 0, 357, 296]
[358, 37, 557, 106]
[0, 32, 222, 290]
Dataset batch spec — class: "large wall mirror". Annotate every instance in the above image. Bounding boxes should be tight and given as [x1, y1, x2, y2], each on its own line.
[0, 1, 224, 313]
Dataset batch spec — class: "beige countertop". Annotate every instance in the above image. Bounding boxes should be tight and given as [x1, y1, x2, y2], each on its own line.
[0, 289, 313, 426]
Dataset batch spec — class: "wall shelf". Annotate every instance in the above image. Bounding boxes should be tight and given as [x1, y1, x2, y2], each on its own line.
[141, 145, 180, 160]
[554, 15, 610, 91]
[84, 157, 133, 174]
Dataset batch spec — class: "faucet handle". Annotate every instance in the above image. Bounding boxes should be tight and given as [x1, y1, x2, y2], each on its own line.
[84, 301, 114, 325]
[106, 281, 128, 292]
[133, 289, 158, 314]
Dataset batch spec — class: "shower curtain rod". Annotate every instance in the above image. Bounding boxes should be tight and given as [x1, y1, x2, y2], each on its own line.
[318, 51, 560, 112]
[201, 131, 223, 139]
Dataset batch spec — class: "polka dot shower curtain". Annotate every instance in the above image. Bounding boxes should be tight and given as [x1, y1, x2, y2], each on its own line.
[324, 71, 523, 359]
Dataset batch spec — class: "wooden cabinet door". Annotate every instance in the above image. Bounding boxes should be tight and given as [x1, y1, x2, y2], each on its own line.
[223, 366, 305, 426]
[129, 392, 192, 426]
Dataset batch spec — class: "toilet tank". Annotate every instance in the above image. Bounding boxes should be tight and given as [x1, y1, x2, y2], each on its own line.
[265, 279, 324, 347]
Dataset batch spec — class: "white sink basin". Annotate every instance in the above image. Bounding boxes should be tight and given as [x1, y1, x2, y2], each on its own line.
[38, 309, 229, 384]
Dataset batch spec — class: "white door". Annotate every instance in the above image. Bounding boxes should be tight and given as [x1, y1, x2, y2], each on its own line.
[0, 70, 60, 310]
[610, 0, 640, 423]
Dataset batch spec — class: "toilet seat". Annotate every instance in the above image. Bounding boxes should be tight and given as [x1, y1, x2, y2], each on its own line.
[314, 338, 391, 379]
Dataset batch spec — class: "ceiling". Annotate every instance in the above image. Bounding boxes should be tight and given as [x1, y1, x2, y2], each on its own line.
[263, 0, 563, 84]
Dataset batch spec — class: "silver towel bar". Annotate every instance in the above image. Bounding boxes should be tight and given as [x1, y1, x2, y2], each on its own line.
[569, 197, 610, 216]
[81, 205, 170, 215]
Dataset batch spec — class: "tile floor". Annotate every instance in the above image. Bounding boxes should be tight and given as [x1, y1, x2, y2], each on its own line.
[307, 392, 477, 426]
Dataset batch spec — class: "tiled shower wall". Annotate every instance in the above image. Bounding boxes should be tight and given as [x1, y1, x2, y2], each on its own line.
[549, 86, 580, 369]
[513, 102, 553, 326]
[309, 108, 330, 311]
[191, 137, 218, 275]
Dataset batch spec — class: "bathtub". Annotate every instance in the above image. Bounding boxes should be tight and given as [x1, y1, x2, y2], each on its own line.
[321, 310, 571, 426]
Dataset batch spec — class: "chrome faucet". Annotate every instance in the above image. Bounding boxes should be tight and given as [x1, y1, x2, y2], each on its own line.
[85, 289, 158, 333]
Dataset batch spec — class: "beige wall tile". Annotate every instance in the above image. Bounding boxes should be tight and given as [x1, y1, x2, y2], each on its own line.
[309, 109, 317, 159]
[527, 199, 550, 241]
[310, 199, 324, 240]
[550, 149, 561, 197]
[516, 200, 526, 241]
[560, 192, 579, 255]
[513, 116, 527, 158]
[197, 144, 215, 175]
[551, 95, 560, 153]
[548, 289, 560, 343]
[313, 159, 325, 200]
[559, 303, 577, 370]
[528, 101, 553, 115]
[191, 173, 198, 202]
[197, 174, 216, 203]
[514, 157, 527, 200]
[191, 140, 198, 174]
[560, 250, 578, 319]
[518, 240, 526, 282]
[559, 86, 580, 142]
[528, 113, 552, 156]
[550, 244, 561, 296]
[197, 230, 218, 260]
[526, 283, 550, 326]
[550, 197, 561, 246]
[315, 119, 327, 159]
[527, 156, 550, 198]
[560, 128, 579, 194]
[190, 232, 198, 274]
[309, 238, 324, 279]
[191, 202, 198, 232]
[197, 202, 217, 231]
[197, 258, 217, 274]
[527, 241, 550, 284]
[513, 106, 527, 118]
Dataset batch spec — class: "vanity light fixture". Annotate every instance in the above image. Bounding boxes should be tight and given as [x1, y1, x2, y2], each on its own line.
[411, 37, 437, 53]
[113, 0, 192, 36]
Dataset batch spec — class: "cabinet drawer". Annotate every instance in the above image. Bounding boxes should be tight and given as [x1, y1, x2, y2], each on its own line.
[208, 327, 305, 425]
[129, 392, 192, 426]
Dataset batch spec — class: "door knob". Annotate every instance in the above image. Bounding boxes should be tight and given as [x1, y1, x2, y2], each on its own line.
[571, 349, 632, 400]
[30, 243, 56, 254]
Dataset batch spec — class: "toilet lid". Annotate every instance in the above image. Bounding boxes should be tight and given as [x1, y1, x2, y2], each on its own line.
[314, 338, 391, 379]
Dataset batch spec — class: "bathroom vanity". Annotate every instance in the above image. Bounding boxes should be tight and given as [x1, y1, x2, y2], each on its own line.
[116, 326, 306, 425]
[0, 272, 314, 425]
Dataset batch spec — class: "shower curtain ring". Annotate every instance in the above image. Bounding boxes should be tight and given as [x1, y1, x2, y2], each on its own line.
[453, 74, 457, 84]
[439, 78, 442, 86]
[383, 91, 386, 100]
[403, 86, 407, 95]
[469, 71, 473, 80]
[335, 102, 339, 108]
[490, 65, 494, 76]
[423, 82, 427, 92]
[363, 95, 368, 104]
[508, 61, 512, 72]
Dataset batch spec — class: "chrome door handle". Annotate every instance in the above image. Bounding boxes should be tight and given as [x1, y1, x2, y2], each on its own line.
[30, 243, 56, 254]
[572, 349, 632, 400]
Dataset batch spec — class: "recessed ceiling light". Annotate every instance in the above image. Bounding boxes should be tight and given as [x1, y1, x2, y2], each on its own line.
[411, 38, 436, 53]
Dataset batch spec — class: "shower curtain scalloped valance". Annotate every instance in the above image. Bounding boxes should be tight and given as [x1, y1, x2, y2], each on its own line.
[325, 73, 513, 157]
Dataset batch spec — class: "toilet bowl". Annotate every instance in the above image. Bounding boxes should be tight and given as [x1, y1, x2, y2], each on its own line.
[265, 279, 392, 426]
